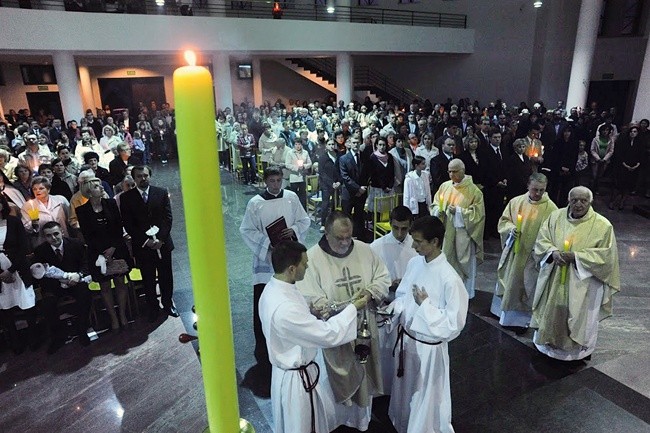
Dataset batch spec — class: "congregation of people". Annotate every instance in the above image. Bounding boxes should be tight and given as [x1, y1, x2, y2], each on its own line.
[0, 102, 178, 356]
[2, 93, 636, 432]
[234, 96, 632, 432]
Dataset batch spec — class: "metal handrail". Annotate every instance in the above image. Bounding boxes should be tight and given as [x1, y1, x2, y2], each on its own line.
[290, 58, 422, 104]
[1, 0, 468, 29]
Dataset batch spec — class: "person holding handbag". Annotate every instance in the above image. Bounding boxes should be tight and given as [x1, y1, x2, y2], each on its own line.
[77, 178, 132, 331]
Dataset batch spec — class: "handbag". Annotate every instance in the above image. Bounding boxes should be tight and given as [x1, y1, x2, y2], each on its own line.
[105, 258, 129, 276]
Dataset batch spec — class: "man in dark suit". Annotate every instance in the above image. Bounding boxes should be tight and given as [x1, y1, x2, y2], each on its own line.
[120, 165, 176, 321]
[431, 138, 456, 192]
[46, 118, 65, 145]
[33, 221, 92, 354]
[339, 137, 368, 238]
[478, 128, 508, 239]
[317, 140, 340, 232]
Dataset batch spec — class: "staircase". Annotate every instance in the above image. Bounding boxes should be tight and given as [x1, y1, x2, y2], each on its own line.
[280, 57, 422, 103]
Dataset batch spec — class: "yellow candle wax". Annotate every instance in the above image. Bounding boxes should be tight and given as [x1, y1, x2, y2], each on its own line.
[174, 50, 250, 433]
[27, 205, 40, 221]
[560, 238, 571, 285]
[514, 213, 522, 254]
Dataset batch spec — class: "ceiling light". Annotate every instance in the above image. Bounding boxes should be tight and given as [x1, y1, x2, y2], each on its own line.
[327, 6, 335, 13]
[155, 0, 164, 5]
[533, 1, 542, 7]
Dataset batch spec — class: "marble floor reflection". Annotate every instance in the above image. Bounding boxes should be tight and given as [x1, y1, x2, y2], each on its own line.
[1, 161, 648, 433]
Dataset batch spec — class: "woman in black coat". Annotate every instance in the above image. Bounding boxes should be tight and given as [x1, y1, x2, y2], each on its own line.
[77, 178, 133, 330]
[610, 125, 645, 210]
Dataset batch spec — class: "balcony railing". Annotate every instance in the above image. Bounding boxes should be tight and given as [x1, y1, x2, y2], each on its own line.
[1, 0, 468, 29]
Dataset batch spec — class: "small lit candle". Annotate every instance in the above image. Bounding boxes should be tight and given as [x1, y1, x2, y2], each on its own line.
[438, 194, 444, 212]
[560, 239, 571, 285]
[26, 200, 39, 221]
[533, 152, 539, 158]
[514, 213, 523, 254]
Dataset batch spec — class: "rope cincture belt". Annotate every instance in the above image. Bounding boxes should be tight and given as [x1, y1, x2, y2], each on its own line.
[392, 324, 441, 378]
[289, 360, 320, 433]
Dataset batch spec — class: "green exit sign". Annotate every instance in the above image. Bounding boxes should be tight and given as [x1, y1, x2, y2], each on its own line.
[37, 85, 49, 91]
[126, 70, 136, 76]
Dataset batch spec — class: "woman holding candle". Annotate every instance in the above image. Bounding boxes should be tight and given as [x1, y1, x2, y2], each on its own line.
[77, 179, 132, 330]
[20, 176, 71, 248]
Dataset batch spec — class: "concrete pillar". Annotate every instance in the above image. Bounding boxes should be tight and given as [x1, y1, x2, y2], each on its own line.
[566, 0, 605, 111]
[336, 53, 353, 105]
[78, 65, 95, 113]
[252, 57, 263, 107]
[212, 52, 233, 112]
[51, 51, 84, 124]
[632, 35, 650, 121]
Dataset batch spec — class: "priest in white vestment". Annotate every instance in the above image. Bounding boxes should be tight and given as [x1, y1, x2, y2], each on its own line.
[491, 173, 558, 330]
[369, 205, 417, 394]
[388, 215, 468, 433]
[260, 241, 371, 433]
[297, 211, 390, 431]
[531, 186, 620, 361]
[431, 159, 485, 298]
[239, 166, 311, 394]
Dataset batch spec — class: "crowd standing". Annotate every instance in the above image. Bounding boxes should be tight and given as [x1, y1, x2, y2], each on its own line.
[2, 94, 635, 432]
[231, 96, 631, 432]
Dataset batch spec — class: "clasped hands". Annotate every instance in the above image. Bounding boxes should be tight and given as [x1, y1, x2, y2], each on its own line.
[412, 284, 428, 306]
[552, 250, 575, 265]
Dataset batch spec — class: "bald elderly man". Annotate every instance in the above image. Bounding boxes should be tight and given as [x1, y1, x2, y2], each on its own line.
[531, 186, 620, 362]
[431, 159, 485, 299]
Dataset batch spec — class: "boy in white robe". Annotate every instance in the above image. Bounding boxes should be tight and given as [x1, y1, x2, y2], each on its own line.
[259, 241, 371, 433]
[370, 205, 417, 393]
[388, 215, 469, 433]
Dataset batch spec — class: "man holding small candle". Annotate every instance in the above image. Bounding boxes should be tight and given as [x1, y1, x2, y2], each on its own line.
[431, 159, 485, 299]
[491, 173, 557, 333]
[530, 186, 620, 362]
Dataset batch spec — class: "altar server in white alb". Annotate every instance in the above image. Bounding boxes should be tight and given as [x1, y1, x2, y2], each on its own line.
[259, 241, 371, 433]
[369, 205, 417, 393]
[388, 215, 468, 433]
[239, 166, 311, 393]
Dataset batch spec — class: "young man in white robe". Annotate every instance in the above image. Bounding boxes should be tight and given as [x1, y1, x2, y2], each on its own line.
[259, 241, 371, 433]
[531, 186, 620, 362]
[369, 205, 417, 394]
[239, 166, 311, 396]
[388, 215, 469, 433]
[297, 211, 391, 431]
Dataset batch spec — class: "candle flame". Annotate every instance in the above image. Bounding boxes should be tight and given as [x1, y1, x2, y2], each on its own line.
[184, 50, 197, 67]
